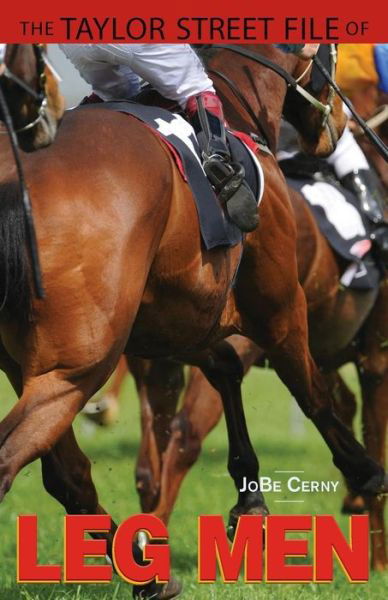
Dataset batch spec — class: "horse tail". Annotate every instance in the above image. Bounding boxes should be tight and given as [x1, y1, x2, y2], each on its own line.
[0, 180, 31, 322]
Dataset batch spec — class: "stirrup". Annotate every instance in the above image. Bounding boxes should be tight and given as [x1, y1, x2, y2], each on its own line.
[186, 93, 259, 232]
[203, 155, 245, 202]
[341, 169, 385, 225]
[203, 155, 258, 232]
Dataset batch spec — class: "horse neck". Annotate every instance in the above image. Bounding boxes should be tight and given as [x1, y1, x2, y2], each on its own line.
[283, 52, 347, 156]
[206, 45, 298, 152]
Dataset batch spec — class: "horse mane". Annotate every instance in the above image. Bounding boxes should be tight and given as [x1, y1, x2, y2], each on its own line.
[0, 179, 31, 323]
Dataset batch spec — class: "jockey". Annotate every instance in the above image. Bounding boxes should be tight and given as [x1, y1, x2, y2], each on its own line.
[59, 43, 319, 233]
[327, 127, 388, 265]
[334, 44, 388, 263]
[278, 117, 388, 266]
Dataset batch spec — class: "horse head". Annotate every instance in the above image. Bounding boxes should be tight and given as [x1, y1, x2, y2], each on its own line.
[283, 45, 347, 156]
[200, 44, 346, 157]
[0, 44, 64, 152]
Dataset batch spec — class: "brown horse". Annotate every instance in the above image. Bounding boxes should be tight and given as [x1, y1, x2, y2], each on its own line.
[84, 51, 388, 571]
[129, 186, 388, 570]
[126, 56, 388, 572]
[0, 44, 385, 597]
[0, 44, 64, 151]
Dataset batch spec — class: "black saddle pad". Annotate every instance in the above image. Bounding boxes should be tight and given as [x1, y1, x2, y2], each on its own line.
[284, 172, 381, 290]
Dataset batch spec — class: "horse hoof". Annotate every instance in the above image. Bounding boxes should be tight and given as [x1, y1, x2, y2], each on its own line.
[341, 494, 366, 515]
[372, 560, 388, 572]
[227, 504, 269, 542]
[133, 577, 182, 599]
[81, 394, 119, 427]
[157, 579, 182, 599]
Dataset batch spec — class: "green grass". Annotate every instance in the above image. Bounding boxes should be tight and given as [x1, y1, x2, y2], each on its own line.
[0, 365, 386, 598]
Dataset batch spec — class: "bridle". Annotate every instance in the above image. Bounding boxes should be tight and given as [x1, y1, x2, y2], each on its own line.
[0, 43, 51, 300]
[0, 43, 48, 133]
[207, 44, 388, 161]
[204, 43, 338, 154]
[209, 44, 338, 127]
[289, 44, 337, 128]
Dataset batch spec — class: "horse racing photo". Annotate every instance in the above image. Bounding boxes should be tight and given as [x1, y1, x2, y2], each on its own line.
[0, 38, 387, 600]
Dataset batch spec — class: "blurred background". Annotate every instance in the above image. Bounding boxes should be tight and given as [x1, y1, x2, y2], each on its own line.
[48, 44, 90, 106]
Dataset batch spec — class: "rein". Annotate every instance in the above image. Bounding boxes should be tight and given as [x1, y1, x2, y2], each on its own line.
[0, 44, 46, 300]
[207, 67, 269, 143]
[312, 54, 388, 162]
[210, 44, 334, 121]
[355, 105, 388, 137]
[210, 44, 388, 162]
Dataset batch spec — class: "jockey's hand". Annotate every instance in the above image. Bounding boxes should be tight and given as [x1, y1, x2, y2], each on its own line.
[296, 44, 320, 60]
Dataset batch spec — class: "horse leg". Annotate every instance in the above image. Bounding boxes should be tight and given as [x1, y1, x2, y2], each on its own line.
[0, 343, 23, 398]
[196, 340, 269, 537]
[153, 336, 261, 525]
[152, 366, 224, 524]
[0, 364, 119, 501]
[328, 371, 358, 432]
[129, 357, 185, 513]
[256, 284, 386, 496]
[41, 426, 118, 553]
[0, 360, 181, 598]
[325, 371, 367, 515]
[358, 368, 388, 571]
[41, 426, 182, 598]
[355, 280, 388, 571]
[82, 356, 128, 426]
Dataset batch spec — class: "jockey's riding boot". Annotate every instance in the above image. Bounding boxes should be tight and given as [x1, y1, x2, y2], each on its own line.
[341, 169, 388, 266]
[186, 92, 259, 232]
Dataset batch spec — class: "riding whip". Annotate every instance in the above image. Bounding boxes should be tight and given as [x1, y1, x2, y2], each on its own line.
[312, 54, 388, 163]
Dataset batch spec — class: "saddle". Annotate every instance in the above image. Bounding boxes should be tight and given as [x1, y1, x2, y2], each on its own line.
[80, 92, 265, 250]
[279, 154, 383, 290]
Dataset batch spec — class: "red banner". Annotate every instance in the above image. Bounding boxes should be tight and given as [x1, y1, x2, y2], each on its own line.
[1, 1, 387, 43]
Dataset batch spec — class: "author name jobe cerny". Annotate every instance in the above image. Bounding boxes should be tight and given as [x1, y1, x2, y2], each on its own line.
[239, 476, 340, 493]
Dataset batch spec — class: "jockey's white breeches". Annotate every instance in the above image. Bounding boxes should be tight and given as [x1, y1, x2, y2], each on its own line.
[59, 44, 215, 108]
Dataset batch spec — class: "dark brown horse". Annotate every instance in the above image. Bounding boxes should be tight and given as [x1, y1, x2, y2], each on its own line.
[0, 44, 64, 151]
[0, 44, 385, 597]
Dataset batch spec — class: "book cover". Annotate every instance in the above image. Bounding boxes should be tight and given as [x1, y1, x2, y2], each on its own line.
[0, 2, 387, 599]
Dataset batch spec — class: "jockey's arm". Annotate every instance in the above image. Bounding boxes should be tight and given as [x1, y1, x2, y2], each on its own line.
[275, 44, 320, 60]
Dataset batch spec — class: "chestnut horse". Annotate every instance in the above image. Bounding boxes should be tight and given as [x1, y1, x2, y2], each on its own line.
[94, 173, 387, 571]
[95, 63, 388, 570]
[128, 166, 388, 571]
[0, 44, 385, 597]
